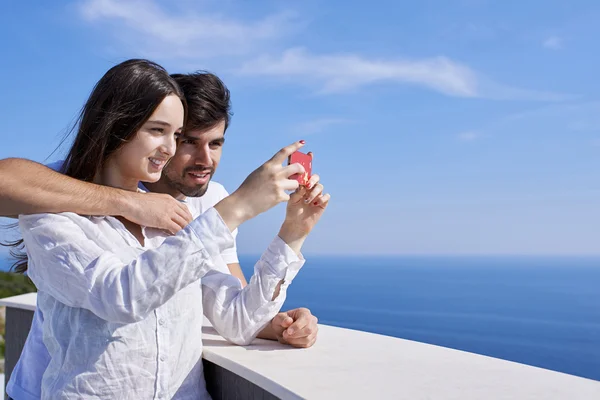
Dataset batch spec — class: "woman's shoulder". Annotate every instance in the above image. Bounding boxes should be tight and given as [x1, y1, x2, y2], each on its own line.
[18, 212, 99, 231]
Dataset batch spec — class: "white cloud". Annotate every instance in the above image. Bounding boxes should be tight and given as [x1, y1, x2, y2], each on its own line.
[78, 0, 299, 59]
[543, 36, 563, 50]
[76, 1, 573, 101]
[291, 118, 354, 136]
[237, 48, 479, 97]
[237, 47, 572, 100]
[457, 131, 482, 141]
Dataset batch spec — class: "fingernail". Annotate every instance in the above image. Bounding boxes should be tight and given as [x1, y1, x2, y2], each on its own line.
[307, 183, 313, 189]
[287, 328, 294, 335]
[313, 202, 319, 206]
[299, 140, 305, 144]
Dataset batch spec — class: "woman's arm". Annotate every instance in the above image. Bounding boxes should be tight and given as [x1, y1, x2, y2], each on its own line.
[21, 209, 234, 323]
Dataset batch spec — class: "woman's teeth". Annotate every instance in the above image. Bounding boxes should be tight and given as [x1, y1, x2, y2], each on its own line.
[149, 158, 166, 168]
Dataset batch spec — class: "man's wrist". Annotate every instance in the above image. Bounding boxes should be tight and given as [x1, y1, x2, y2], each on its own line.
[114, 188, 136, 218]
[257, 321, 278, 341]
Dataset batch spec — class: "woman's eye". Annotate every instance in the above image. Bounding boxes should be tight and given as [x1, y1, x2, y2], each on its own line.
[152, 128, 164, 133]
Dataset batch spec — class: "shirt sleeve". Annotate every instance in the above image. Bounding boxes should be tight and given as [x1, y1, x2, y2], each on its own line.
[201, 235, 304, 345]
[20, 207, 234, 324]
[184, 183, 239, 264]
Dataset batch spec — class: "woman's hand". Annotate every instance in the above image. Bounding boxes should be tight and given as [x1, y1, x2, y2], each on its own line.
[278, 174, 330, 254]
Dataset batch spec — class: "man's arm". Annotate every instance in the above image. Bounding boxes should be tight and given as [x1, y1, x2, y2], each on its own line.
[227, 262, 319, 348]
[0, 158, 192, 233]
[201, 236, 305, 346]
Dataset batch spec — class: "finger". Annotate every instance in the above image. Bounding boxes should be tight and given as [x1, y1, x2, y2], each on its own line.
[286, 331, 318, 348]
[277, 336, 289, 345]
[280, 163, 305, 179]
[279, 192, 291, 203]
[282, 179, 300, 193]
[284, 314, 312, 337]
[289, 186, 307, 202]
[281, 316, 294, 328]
[272, 313, 294, 329]
[269, 140, 306, 165]
[305, 174, 320, 190]
[166, 221, 181, 236]
[315, 193, 331, 208]
[176, 203, 193, 223]
[171, 216, 187, 232]
[285, 320, 317, 339]
[304, 184, 324, 204]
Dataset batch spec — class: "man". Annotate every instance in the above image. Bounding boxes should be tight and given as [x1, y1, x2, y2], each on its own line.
[145, 71, 321, 346]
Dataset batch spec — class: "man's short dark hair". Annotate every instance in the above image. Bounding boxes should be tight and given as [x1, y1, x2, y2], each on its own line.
[171, 71, 232, 132]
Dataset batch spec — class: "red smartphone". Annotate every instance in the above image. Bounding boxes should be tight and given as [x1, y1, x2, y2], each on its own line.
[288, 151, 313, 186]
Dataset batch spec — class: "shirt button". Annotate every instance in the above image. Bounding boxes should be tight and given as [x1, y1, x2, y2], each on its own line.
[158, 319, 165, 326]
[160, 355, 166, 362]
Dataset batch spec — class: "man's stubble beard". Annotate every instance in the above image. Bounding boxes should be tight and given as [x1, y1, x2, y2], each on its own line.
[163, 167, 214, 198]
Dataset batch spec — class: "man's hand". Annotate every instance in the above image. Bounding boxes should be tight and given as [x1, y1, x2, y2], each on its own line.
[121, 191, 193, 234]
[263, 308, 319, 348]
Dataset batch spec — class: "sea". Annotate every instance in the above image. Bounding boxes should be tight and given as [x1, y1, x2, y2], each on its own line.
[2, 255, 599, 381]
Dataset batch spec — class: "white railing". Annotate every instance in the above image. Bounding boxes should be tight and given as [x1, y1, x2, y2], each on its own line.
[2, 293, 599, 399]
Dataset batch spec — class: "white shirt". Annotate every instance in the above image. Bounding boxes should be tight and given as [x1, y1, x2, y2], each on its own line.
[9, 195, 303, 399]
[141, 181, 240, 265]
[7, 180, 252, 400]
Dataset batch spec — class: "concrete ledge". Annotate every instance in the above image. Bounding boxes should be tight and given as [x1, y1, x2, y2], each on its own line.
[2, 293, 600, 399]
[0, 293, 36, 312]
[201, 321, 600, 399]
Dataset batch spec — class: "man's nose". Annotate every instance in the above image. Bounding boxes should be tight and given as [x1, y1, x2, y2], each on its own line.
[194, 146, 213, 167]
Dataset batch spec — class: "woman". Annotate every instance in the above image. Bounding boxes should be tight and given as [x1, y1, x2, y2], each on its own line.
[10, 59, 329, 399]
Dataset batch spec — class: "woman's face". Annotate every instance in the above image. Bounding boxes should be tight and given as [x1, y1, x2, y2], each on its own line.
[112, 94, 185, 185]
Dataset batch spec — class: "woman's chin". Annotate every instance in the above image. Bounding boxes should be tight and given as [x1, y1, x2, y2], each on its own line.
[140, 171, 162, 183]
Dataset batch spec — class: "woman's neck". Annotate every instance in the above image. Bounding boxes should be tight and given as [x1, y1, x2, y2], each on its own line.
[95, 161, 139, 192]
[95, 160, 145, 246]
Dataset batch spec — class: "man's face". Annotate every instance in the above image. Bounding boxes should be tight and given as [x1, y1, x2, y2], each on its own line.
[161, 121, 225, 198]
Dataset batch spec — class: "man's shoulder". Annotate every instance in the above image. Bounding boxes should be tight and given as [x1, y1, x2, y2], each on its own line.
[207, 181, 229, 198]
[186, 181, 229, 209]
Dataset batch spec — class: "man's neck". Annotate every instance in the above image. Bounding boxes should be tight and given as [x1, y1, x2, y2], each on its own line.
[143, 180, 186, 201]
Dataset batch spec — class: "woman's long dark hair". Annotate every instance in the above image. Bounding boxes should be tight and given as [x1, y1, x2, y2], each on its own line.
[2, 59, 186, 273]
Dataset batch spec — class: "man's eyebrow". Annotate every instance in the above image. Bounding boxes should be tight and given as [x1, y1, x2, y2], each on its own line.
[178, 133, 199, 141]
[212, 137, 225, 144]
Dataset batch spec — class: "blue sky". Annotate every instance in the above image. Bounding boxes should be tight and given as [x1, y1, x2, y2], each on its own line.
[1, 0, 599, 256]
